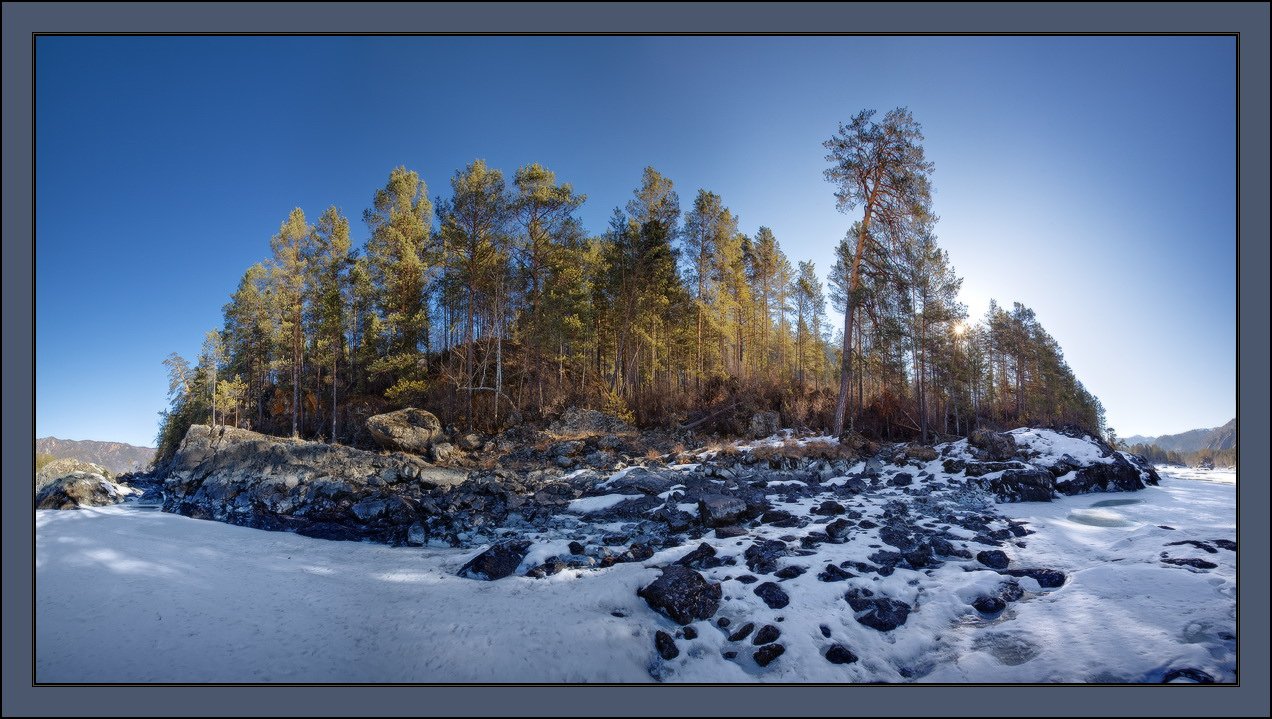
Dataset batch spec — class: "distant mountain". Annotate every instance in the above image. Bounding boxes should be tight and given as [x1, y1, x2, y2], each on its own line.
[35, 437, 155, 474]
[1126, 419, 1236, 453]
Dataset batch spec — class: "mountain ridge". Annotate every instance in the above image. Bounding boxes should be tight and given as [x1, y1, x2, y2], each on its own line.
[1124, 418, 1236, 453]
[35, 437, 156, 474]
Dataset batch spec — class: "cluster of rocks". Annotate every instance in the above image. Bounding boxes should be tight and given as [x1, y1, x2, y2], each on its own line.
[34, 457, 146, 510]
[940, 428, 1160, 502]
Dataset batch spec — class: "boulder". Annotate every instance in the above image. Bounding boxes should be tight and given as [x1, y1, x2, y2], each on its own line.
[36, 457, 113, 493]
[35, 472, 137, 509]
[548, 407, 635, 437]
[638, 565, 722, 625]
[365, 408, 444, 453]
[458, 540, 532, 580]
[1055, 454, 1146, 495]
[969, 430, 1018, 461]
[754, 643, 785, 667]
[699, 494, 748, 527]
[825, 645, 859, 664]
[654, 631, 679, 660]
[749, 411, 781, 439]
[753, 581, 790, 609]
[904, 444, 939, 462]
[989, 469, 1055, 503]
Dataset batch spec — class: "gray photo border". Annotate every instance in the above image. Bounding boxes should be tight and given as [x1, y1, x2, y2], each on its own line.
[4, 2, 1268, 716]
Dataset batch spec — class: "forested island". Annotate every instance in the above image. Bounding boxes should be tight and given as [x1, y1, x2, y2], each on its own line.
[154, 108, 1105, 463]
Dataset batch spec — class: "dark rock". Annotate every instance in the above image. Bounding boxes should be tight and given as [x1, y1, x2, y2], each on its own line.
[825, 644, 859, 664]
[1165, 540, 1217, 554]
[857, 519, 878, 530]
[818, 564, 855, 582]
[637, 565, 722, 625]
[824, 518, 853, 543]
[989, 469, 1055, 503]
[1161, 668, 1215, 684]
[854, 598, 911, 632]
[753, 644, 785, 667]
[728, 622, 755, 642]
[889, 472, 914, 487]
[717, 617, 731, 628]
[931, 538, 972, 559]
[1162, 557, 1218, 570]
[734, 574, 758, 584]
[547, 407, 635, 437]
[879, 526, 916, 551]
[841, 478, 868, 494]
[1056, 454, 1145, 495]
[715, 525, 749, 539]
[295, 522, 364, 542]
[969, 429, 1018, 461]
[744, 540, 788, 574]
[972, 596, 1006, 614]
[1002, 568, 1066, 588]
[761, 509, 801, 527]
[624, 543, 655, 562]
[699, 494, 748, 527]
[753, 582, 790, 609]
[677, 543, 718, 569]
[525, 557, 568, 578]
[651, 507, 695, 533]
[976, 550, 1011, 570]
[458, 540, 532, 581]
[35, 472, 135, 510]
[654, 630, 679, 660]
[774, 565, 806, 580]
[365, 408, 444, 453]
[682, 625, 698, 640]
[606, 468, 676, 496]
[568, 541, 586, 555]
[867, 550, 903, 568]
[750, 411, 781, 439]
[964, 461, 1025, 478]
[722, 651, 737, 660]
[844, 587, 875, 612]
[813, 500, 846, 516]
[1212, 539, 1237, 552]
[819, 624, 832, 638]
[903, 545, 934, 569]
[753, 624, 781, 645]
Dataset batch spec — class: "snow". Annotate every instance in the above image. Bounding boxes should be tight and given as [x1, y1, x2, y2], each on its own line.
[564, 493, 642, 514]
[36, 466, 1236, 683]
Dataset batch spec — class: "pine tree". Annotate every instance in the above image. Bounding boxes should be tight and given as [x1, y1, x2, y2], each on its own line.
[268, 208, 313, 437]
[306, 206, 352, 442]
[823, 108, 935, 435]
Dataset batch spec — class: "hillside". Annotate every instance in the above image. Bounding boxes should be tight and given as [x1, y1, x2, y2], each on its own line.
[1125, 419, 1236, 453]
[35, 437, 155, 474]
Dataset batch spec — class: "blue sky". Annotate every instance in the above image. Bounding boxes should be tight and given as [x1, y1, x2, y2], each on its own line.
[35, 36, 1236, 447]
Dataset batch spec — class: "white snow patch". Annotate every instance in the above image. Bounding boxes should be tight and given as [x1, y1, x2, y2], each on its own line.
[564, 494, 642, 514]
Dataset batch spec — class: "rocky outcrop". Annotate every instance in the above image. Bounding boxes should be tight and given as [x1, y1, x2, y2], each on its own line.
[365, 408, 444, 454]
[749, 411, 781, 439]
[36, 457, 113, 493]
[161, 425, 467, 543]
[944, 428, 1158, 502]
[36, 472, 138, 509]
[547, 407, 635, 437]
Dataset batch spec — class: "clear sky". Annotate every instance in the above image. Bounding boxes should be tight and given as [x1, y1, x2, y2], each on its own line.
[35, 36, 1236, 447]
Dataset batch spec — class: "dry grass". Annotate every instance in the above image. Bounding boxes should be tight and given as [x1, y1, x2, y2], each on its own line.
[750, 438, 856, 463]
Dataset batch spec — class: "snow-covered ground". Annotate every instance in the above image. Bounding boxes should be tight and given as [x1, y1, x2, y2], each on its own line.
[35, 465, 1235, 683]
